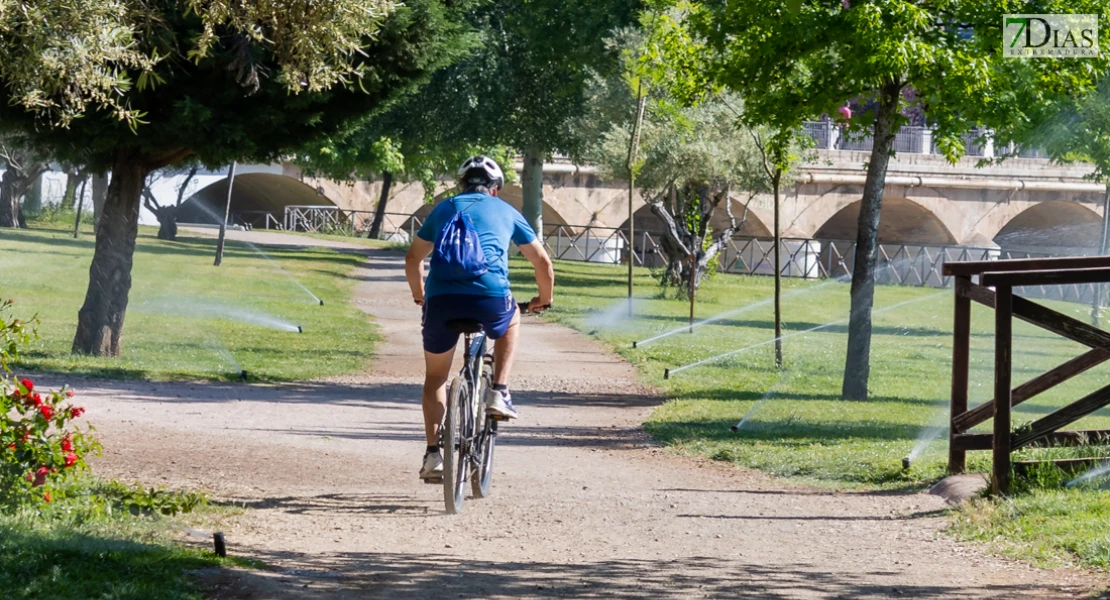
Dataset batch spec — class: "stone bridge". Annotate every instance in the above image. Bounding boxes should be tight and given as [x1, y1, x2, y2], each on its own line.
[165, 150, 1107, 252]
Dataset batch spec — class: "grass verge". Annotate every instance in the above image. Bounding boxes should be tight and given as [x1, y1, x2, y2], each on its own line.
[0, 224, 378, 381]
[508, 257, 1110, 567]
[1, 477, 245, 599]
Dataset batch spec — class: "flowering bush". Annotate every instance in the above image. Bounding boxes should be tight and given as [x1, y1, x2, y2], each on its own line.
[0, 299, 99, 508]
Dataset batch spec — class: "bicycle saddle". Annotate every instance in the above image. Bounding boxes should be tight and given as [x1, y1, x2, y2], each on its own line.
[445, 319, 484, 334]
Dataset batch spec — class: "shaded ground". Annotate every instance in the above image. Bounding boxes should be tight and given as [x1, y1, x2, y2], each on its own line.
[62, 229, 1108, 598]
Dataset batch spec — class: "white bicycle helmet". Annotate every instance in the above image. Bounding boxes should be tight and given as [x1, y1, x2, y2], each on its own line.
[457, 156, 505, 190]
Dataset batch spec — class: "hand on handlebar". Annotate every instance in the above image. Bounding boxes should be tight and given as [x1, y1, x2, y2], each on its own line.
[521, 296, 552, 314]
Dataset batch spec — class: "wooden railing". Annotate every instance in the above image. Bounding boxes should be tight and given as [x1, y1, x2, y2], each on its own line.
[945, 256, 1110, 494]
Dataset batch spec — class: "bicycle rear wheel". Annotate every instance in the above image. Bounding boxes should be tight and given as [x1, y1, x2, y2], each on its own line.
[472, 372, 496, 498]
[442, 376, 470, 514]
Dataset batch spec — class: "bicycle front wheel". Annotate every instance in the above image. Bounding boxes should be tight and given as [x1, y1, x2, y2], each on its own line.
[442, 376, 470, 514]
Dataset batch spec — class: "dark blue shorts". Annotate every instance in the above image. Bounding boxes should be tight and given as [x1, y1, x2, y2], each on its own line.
[422, 294, 517, 354]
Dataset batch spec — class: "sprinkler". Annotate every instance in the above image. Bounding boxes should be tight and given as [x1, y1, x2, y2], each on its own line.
[239, 370, 249, 381]
[632, 341, 638, 348]
[319, 299, 325, 306]
[730, 424, 740, 432]
[663, 368, 670, 380]
[297, 326, 303, 333]
[902, 457, 912, 470]
[588, 330, 598, 336]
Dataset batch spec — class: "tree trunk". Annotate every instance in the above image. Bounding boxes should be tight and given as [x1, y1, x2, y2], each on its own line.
[1093, 186, 1110, 326]
[91, 173, 109, 233]
[63, 170, 80, 209]
[521, 145, 544, 235]
[841, 81, 903, 400]
[0, 171, 18, 228]
[368, 171, 393, 239]
[773, 170, 783, 369]
[72, 151, 149, 356]
[156, 208, 178, 240]
[215, 162, 237, 266]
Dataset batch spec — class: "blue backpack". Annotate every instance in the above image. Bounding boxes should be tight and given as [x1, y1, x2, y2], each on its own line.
[431, 199, 488, 281]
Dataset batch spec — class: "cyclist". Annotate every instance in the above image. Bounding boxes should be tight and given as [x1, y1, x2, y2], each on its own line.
[405, 156, 555, 480]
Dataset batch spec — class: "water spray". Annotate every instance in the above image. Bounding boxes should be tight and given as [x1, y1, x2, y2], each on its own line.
[664, 290, 949, 378]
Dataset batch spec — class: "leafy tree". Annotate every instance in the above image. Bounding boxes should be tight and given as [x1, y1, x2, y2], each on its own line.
[0, 136, 48, 228]
[592, 93, 768, 293]
[379, 0, 641, 235]
[692, 0, 1110, 399]
[0, 0, 473, 356]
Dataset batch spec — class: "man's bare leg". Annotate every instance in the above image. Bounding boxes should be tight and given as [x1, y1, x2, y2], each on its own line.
[422, 346, 455, 446]
[492, 310, 521, 386]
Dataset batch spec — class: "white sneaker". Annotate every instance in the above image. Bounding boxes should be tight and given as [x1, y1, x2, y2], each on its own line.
[485, 388, 518, 419]
[419, 449, 443, 479]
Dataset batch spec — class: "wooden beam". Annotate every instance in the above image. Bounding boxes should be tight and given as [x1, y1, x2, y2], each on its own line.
[981, 266, 1110, 287]
[943, 256, 1110, 277]
[952, 433, 993, 451]
[1025, 429, 1110, 447]
[1014, 457, 1110, 475]
[957, 278, 995, 308]
[949, 279, 972, 475]
[1011, 383, 1110, 450]
[1012, 296, 1110, 350]
[952, 348, 1110, 431]
[993, 285, 1013, 495]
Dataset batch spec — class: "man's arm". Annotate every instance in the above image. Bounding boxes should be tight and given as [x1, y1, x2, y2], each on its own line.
[405, 238, 434, 305]
[518, 240, 554, 310]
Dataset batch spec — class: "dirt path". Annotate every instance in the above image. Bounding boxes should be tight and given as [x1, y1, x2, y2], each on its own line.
[72, 230, 1105, 598]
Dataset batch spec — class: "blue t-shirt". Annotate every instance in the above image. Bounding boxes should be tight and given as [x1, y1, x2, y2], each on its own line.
[417, 192, 537, 298]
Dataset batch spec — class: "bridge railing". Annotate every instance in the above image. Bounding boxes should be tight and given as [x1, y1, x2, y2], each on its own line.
[799, 121, 1047, 158]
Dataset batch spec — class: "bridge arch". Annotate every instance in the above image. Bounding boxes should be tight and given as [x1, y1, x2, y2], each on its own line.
[993, 201, 1103, 253]
[618, 200, 773, 238]
[179, 173, 337, 226]
[813, 196, 957, 244]
[407, 192, 572, 234]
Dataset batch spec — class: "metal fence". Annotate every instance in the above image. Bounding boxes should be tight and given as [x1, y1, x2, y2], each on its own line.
[276, 206, 1097, 303]
[799, 121, 1048, 158]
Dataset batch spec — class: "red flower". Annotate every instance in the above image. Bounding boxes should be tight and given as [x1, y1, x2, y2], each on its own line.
[68, 406, 85, 419]
[43, 492, 51, 503]
[11, 389, 21, 400]
[64, 453, 77, 468]
[39, 405, 54, 420]
[36, 466, 49, 477]
[66, 390, 75, 398]
[24, 472, 33, 482]
[61, 437, 73, 452]
[32, 393, 43, 408]
[7, 443, 13, 451]
[20, 378, 33, 392]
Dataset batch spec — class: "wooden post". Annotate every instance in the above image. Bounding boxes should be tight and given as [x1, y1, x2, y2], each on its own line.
[993, 285, 1013, 495]
[948, 276, 972, 474]
[214, 162, 237, 267]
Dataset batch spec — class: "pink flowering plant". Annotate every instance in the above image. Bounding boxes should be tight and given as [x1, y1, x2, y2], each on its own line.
[0, 299, 99, 507]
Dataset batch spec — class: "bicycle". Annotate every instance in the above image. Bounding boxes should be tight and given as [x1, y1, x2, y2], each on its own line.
[433, 300, 548, 514]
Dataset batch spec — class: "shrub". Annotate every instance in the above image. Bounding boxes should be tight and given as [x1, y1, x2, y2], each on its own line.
[0, 299, 99, 508]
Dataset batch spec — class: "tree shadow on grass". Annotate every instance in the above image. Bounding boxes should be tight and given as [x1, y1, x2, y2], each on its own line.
[0, 525, 221, 600]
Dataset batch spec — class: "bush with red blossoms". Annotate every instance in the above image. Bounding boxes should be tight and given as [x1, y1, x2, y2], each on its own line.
[0, 300, 100, 507]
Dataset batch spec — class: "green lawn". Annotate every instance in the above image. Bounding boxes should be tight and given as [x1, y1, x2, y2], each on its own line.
[510, 257, 1110, 568]
[0, 225, 378, 381]
[0, 478, 246, 600]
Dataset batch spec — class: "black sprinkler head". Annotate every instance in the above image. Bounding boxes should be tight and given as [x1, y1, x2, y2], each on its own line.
[663, 368, 670, 380]
[297, 326, 304, 333]
[239, 370, 248, 381]
[632, 341, 638, 348]
[730, 424, 739, 432]
[319, 299, 325, 306]
[902, 457, 912, 470]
